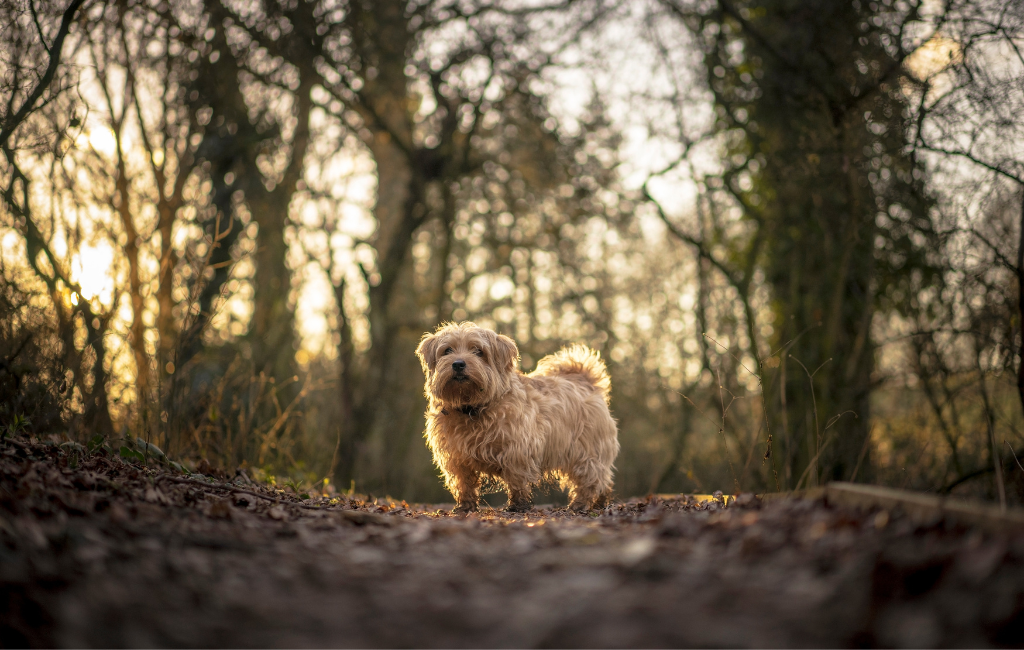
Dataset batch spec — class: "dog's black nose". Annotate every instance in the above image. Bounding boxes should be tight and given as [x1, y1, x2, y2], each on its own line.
[452, 360, 467, 372]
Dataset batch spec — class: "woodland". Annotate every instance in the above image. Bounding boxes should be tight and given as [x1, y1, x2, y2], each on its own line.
[2, 0, 1024, 506]
[5, 1, 1024, 647]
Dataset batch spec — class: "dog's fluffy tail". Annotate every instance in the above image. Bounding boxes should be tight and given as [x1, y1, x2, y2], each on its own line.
[533, 344, 611, 403]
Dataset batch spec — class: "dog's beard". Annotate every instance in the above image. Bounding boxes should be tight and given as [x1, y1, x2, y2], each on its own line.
[429, 364, 494, 406]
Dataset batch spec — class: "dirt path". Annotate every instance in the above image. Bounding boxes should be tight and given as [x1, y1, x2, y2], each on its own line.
[2, 436, 1023, 648]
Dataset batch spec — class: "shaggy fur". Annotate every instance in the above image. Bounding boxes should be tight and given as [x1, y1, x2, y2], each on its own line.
[416, 322, 620, 512]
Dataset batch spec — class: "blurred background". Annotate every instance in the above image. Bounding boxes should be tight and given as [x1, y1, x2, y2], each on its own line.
[2, 0, 1024, 505]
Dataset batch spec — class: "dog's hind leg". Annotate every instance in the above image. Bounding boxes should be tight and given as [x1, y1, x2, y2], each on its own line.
[593, 489, 614, 509]
[566, 460, 612, 512]
[567, 487, 597, 512]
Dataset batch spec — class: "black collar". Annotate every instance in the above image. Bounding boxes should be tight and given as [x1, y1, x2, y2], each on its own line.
[442, 404, 483, 417]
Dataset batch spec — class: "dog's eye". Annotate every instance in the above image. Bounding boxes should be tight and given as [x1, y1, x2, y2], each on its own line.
[442, 347, 454, 356]
[472, 348, 483, 357]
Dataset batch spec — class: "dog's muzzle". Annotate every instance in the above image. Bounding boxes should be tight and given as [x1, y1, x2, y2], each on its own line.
[451, 359, 469, 383]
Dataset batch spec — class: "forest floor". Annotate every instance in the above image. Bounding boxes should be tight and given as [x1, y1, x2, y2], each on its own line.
[2, 434, 1024, 648]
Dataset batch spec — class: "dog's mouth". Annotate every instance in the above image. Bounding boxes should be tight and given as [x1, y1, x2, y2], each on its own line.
[436, 369, 482, 401]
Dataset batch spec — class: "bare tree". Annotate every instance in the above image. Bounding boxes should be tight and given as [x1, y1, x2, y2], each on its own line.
[0, 0, 119, 434]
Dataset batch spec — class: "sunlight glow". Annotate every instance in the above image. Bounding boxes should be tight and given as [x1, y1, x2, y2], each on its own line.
[907, 35, 963, 81]
[87, 127, 118, 156]
[71, 244, 116, 306]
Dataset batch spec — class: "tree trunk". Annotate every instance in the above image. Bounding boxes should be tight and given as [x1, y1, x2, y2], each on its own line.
[692, 0, 934, 487]
[248, 73, 315, 380]
[113, 140, 152, 416]
[331, 0, 434, 495]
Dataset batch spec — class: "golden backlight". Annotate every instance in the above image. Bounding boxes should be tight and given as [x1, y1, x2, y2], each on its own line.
[71, 244, 116, 306]
[87, 127, 118, 157]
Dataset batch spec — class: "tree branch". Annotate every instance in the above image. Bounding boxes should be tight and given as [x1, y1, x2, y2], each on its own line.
[0, 0, 84, 150]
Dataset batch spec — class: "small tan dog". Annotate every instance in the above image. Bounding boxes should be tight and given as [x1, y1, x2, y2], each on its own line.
[416, 321, 619, 512]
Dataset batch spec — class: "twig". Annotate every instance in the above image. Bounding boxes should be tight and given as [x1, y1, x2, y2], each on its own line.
[794, 430, 837, 492]
[1, 436, 32, 452]
[704, 333, 758, 380]
[1007, 441, 1024, 475]
[850, 427, 872, 483]
[1017, 189, 1024, 420]
[789, 355, 828, 487]
[715, 367, 742, 493]
[157, 474, 332, 511]
[941, 466, 995, 495]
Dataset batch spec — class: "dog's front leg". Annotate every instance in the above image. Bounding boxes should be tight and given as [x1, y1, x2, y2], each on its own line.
[505, 484, 533, 512]
[503, 472, 534, 512]
[450, 466, 480, 513]
[500, 460, 538, 513]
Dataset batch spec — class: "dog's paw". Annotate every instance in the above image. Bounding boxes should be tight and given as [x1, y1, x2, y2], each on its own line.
[568, 501, 591, 514]
[505, 501, 532, 513]
[452, 502, 478, 514]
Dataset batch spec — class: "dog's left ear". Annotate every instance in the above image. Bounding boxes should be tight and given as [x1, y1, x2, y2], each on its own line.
[489, 331, 520, 372]
[416, 332, 440, 374]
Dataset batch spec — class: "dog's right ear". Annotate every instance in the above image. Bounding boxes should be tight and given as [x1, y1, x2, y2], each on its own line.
[416, 332, 440, 374]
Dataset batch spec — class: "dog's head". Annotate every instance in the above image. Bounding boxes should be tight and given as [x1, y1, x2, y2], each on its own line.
[416, 322, 519, 407]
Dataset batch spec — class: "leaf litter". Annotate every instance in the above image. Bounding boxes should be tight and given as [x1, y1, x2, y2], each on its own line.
[1, 435, 1023, 647]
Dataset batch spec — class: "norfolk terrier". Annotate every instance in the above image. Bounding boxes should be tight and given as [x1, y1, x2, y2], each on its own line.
[416, 322, 619, 513]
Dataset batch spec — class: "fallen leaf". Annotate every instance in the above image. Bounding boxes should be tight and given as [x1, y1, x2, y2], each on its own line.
[620, 536, 656, 565]
[267, 505, 288, 521]
[208, 499, 233, 519]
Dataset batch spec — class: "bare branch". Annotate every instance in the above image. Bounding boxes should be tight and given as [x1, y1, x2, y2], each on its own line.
[0, 0, 84, 151]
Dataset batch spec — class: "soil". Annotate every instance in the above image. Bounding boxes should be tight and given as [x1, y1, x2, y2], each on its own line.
[2, 435, 1023, 648]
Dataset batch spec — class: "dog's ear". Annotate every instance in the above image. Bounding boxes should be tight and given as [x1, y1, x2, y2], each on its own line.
[488, 331, 520, 372]
[416, 332, 440, 374]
